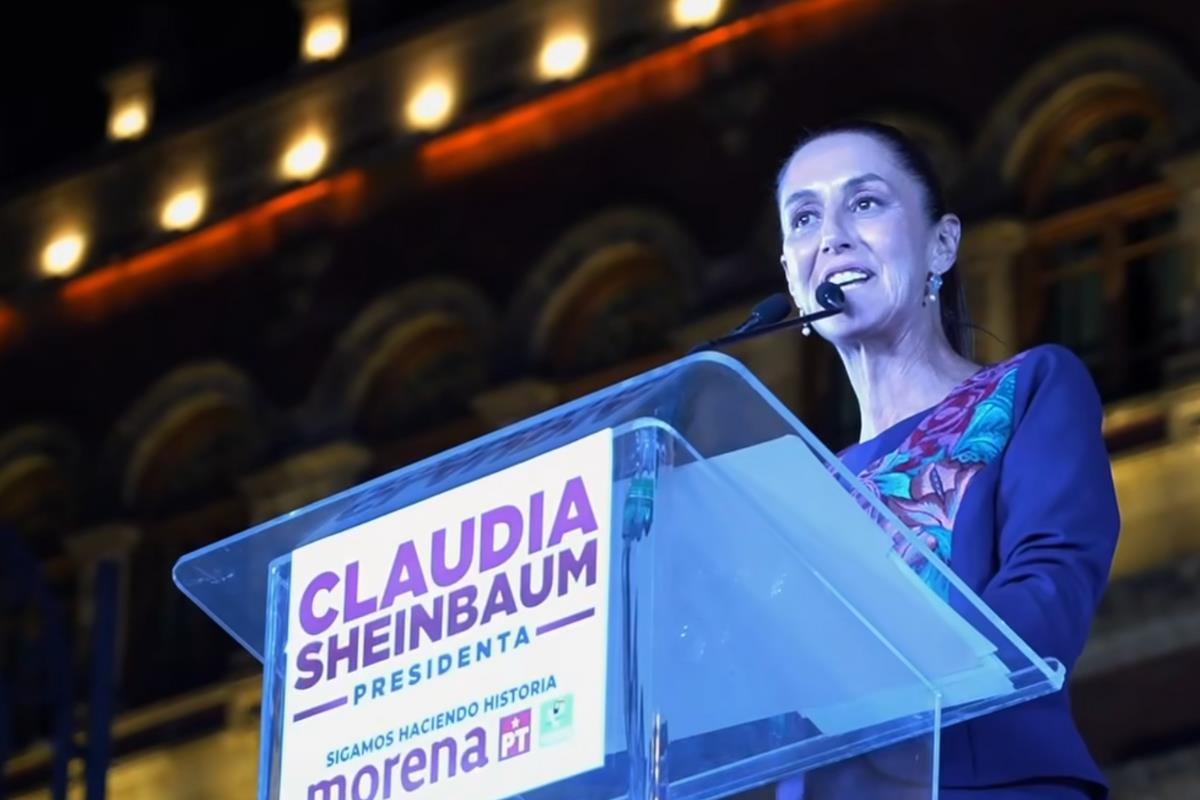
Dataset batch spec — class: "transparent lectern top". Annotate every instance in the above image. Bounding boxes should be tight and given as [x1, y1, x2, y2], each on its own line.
[174, 350, 799, 660]
[174, 351, 1065, 799]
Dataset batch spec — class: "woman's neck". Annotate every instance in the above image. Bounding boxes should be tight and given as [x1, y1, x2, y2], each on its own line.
[836, 328, 979, 442]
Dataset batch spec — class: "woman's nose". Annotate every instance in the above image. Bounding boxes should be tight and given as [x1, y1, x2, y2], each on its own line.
[819, 211, 852, 254]
[821, 237, 852, 254]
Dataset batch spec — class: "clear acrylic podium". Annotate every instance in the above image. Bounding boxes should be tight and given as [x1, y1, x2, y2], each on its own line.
[174, 352, 1065, 800]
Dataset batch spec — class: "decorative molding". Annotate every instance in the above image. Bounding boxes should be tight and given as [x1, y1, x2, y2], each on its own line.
[508, 206, 702, 375]
[0, 423, 80, 543]
[306, 278, 494, 438]
[972, 34, 1200, 206]
[104, 361, 271, 514]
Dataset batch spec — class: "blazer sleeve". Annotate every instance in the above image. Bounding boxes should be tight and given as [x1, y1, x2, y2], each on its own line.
[980, 346, 1120, 674]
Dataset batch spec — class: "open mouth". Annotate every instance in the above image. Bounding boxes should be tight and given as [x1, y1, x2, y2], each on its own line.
[824, 268, 872, 288]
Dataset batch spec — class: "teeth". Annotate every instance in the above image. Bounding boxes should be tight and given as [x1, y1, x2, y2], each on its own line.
[828, 269, 870, 286]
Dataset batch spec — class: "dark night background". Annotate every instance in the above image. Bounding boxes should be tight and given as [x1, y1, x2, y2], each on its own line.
[0, 1, 466, 186]
[3, 0, 1200, 797]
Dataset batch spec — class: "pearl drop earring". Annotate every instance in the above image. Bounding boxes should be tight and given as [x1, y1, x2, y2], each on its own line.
[925, 272, 943, 305]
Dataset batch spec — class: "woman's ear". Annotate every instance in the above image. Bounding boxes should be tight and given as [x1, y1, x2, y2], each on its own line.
[930, 213, 962, 275]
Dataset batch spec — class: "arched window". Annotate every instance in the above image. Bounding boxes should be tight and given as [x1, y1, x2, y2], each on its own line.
[306, 278, 494, 440]
[1020, 183, 1184, 398]
[512, 209, 701, 378]
[1007, 70, 1193, 398]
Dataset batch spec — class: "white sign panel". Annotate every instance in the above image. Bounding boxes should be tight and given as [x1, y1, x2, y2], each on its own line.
[280, 429, 613, 799]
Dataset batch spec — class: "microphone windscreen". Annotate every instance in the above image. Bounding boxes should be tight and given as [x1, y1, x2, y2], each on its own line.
[815, 281, 845, 311]
[752, 292, 793, 325]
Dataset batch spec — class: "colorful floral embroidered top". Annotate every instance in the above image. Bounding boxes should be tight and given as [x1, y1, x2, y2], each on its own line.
[828, 344, 1120, 792]
[852, 354, 1027, 600]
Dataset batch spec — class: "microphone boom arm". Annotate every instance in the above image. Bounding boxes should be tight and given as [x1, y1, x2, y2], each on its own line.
[689, 305, 843, 354]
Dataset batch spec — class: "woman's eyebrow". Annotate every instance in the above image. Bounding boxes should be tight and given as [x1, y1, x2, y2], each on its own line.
[782, 172, 890, 209]
[843, 172, 889, 193]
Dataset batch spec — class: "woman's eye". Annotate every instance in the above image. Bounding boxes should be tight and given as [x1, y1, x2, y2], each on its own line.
[792, 210, 816, 229]
[853, 196, 880, 212]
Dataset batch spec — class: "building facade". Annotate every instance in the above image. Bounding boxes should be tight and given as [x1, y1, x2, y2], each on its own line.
[3, 0, 1200, 796]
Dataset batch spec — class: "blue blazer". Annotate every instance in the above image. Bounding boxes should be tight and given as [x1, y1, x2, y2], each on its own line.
[812, 345, 1120, 797]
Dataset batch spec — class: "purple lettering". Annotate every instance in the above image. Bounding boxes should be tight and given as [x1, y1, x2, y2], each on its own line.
[344, 562, 378, 623]
[391, 608, 407, 657]
[352, 765, 379, 800]
[408, 595, 445, 651]
[528, 491, 545, 554]
[362, 616, 390, 668]
[401, 748, 426, 792]
[549, 477, 598, 547]
[382, 754, 401, 797]
[431, 520, 474, 587]
[480, 505, 523, 572]
[309, 775, 346, 799]
[430, 736, 457, 782]
[327, 627, 360, 680]
[558, 538, 598, 594]
[299, 570, 339, 636]
[519, 555, 553, 608]
[462, 727, 488, 771]
[381, 541, 428, 609]
[447, 585, 478, 636]
[293, 641, 324, 690]
[481, 574, 518, 624]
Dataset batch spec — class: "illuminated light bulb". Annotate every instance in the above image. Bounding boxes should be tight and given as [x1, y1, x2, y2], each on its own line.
[103, 63, 155, 141]
[41, 233, 86, 277]
[109, 101, 149, 140]
[405, 80, 456, 131]
[672, 0, 723, 28]
[303, 16, 347, 61]
[538, 31, 589, 81]
[281, 132, 329, 180]
[160, 187, 207, 231]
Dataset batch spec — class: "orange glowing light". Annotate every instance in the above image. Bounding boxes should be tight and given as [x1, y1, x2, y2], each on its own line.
[60, 171, 365, 325]
[0, 305, 23, 352]
[420, 0, 880, 182]
[40, 0, 880, 344]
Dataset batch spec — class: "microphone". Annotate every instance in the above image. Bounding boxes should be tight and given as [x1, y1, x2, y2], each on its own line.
[815, 281, 846, 313]
[690, 281, 845, 353]
[729, 293, 793, 335]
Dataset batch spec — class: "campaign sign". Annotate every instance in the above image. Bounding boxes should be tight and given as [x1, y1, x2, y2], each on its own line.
[280, 429, 613, 799]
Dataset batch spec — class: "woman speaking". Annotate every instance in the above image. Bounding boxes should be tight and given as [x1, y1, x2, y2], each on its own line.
[772, 121, 1120, 799]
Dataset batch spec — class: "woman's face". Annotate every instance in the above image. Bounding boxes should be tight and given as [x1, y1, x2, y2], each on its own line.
[777, 132, 957, 347]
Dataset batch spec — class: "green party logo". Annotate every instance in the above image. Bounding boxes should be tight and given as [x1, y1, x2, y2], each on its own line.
[539, 695, 574, 746]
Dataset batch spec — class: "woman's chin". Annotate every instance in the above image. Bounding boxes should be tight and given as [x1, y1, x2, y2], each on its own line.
[814, 315, 873, 344]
